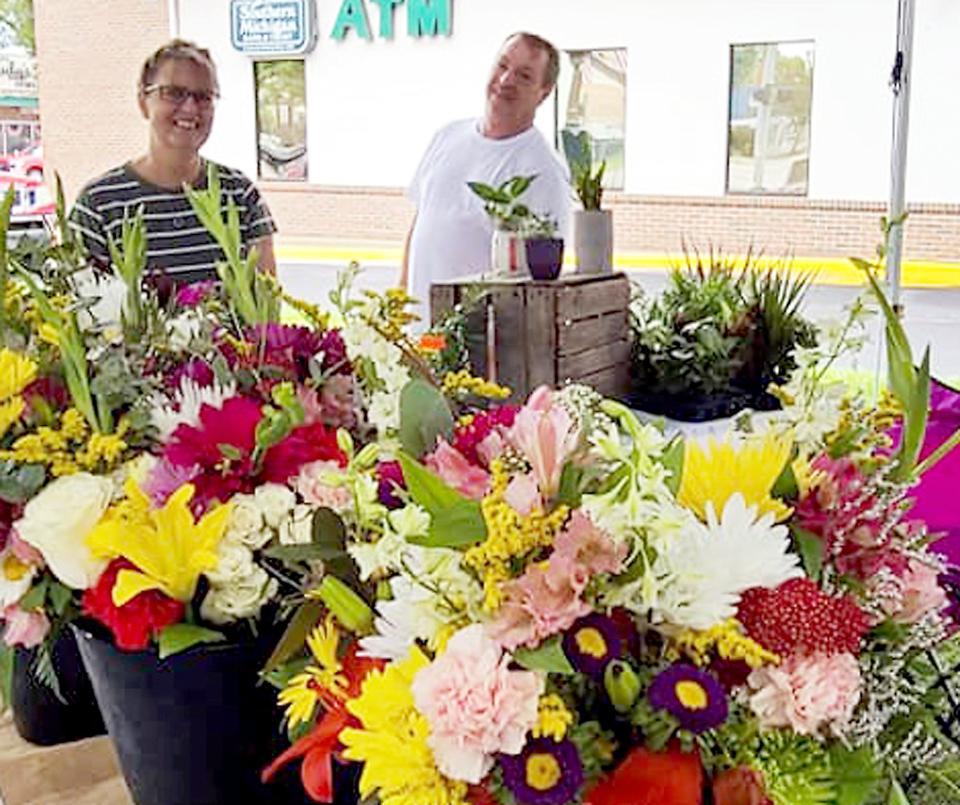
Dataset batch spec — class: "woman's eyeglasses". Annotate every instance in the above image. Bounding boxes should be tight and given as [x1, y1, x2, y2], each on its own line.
[143, 84, 219, 108]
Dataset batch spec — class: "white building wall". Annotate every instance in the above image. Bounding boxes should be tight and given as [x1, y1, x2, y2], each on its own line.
[175, 0, 959, 204]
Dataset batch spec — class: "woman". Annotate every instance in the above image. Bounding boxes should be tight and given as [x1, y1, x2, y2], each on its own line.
[69, 39, 276, 283]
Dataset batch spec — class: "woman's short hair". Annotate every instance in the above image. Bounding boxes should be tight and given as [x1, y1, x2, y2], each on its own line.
[139, 39, 219, 93]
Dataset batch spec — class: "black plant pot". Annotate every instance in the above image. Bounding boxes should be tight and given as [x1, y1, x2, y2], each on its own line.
[11, 628, 105, 746]
[72, 622, 358, 805]
[628, 389, 753, 423]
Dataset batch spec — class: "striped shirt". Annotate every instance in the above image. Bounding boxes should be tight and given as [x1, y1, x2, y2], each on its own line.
[69, 161, 277, 281]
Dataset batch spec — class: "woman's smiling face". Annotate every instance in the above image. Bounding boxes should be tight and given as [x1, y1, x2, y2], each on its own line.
[139, 57, 217, 155]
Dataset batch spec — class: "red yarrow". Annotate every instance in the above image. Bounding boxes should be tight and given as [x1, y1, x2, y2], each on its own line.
[737, 578, 869, 657]
[81, 558, 185, 651]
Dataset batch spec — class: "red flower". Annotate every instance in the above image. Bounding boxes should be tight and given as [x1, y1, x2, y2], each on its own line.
[82, 559, 185, 651]
[712, 767, 773, 805]
[737, 578, 869, 657]
[262, 421, 347, 484]
[452, 404, 519, 467]
[584, 743, 703, 805]
[262, 642, 383, 803]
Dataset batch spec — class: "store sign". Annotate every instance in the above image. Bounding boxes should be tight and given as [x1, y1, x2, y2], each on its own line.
[0, 52, 38, 98]
[231, 0, 318, 55]
[330, 0, 452, 40]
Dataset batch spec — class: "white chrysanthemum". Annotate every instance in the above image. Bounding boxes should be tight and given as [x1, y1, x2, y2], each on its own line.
[166, 310, 206, 351]
[73, 269, 126, 328]
[150, 378, 236, 441]
[652, 493, 802, 630]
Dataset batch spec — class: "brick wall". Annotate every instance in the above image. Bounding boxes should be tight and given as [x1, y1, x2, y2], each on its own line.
[33, 0, 170, 200]
[261, 182, 960, 262]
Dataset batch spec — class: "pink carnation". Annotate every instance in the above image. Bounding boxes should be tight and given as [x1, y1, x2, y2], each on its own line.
[553, 511, 626, 576]
[487, 552, 592, 651]
[895, 558, 947, 624]
[2, 605, 50, 649]
[295, 460, 352, 510]
[411, 624, 543, 783]
[747, 652, 862, 736]
[425, 440, 490, 500]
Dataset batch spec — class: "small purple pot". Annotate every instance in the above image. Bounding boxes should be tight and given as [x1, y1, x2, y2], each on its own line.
[526, 238, 564, 280]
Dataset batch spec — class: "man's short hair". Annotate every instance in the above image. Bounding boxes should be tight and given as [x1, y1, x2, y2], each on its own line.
[139, 39, 219, 93]
[504, 32, 560, 90]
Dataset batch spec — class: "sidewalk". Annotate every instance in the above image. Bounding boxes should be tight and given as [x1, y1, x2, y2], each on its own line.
[274, 236, 960, 288]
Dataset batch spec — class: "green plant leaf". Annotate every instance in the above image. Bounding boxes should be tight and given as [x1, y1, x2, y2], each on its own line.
[312, 506, 348, 548]
[47, 582, 73, 617]
[18, 578, 48, 611]
[887, 777, 911, 805]
[410, 498, 487, 549]
[262, 600, 324, 674]
[157, 624, 226, 660]
[830, 745, 881, 805]
[792, 526, 824, 582]
[555, 464, 584, 508]
[399, 379, 454, 459]
[0, 463, 46, 504]
[397, 451, 465, 512]
[513, 636, 575, 674]
[0, 644, 12, 712]
[662, 437, 685, 495]
[263, 544, 347, 563]
[772, 459, 799, 499]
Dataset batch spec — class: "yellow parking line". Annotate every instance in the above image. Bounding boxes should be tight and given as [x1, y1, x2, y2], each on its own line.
[275, 245, 960, 288]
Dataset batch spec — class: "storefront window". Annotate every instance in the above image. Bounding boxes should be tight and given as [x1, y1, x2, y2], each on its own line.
[727, 41, 814, 195]
[254, 60, 308, 181]
[556, 48, 626, 190]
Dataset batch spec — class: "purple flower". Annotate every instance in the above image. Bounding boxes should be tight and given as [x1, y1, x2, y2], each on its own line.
[376, 460, 405, 509]
[561, 613, 622, 678]
[499, 738, 584, 805]
[648, 664, 728, 733]
[318, 329, 351, 375]
[167, 358, 215, 390]
[175, 279, 218, 307]
[939, 566, 960, 627]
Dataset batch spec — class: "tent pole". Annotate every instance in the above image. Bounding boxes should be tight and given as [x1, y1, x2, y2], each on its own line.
[886, 0, 915, 312]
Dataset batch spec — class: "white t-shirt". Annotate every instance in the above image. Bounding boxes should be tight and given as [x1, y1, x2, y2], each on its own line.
[406, 118, 571, 328]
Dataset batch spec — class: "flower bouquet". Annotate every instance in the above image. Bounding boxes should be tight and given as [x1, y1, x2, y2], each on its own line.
[265, 265, 960, 805]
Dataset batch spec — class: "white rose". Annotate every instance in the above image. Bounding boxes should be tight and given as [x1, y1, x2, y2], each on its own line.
[16, 473, 114, 589]
[254, 483, 296, 528]
[205, 538, 256, 586]
[200, 568, 278, 625]
[278, 504, 314, 546]
[228, 494, 264, 538]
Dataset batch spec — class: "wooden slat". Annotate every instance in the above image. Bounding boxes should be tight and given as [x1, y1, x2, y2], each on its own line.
[557, 339, 630, 382]
[490, 287, 527, 401]
[557, 310, 628, 355]
[575, 363, 631, 400]
[429, 283, 458, 327]
[556, 274, 630, 320]
[524, 286, 558, 389]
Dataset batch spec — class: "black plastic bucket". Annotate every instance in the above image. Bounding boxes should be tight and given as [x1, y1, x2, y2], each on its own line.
[72, 622, 358, 805]
[11, 628, 105, 746]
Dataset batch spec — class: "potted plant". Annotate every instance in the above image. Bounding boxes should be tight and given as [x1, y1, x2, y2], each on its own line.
[468, 174, 562, 279]
[523, 213, 564, 281]
[564, 129, 613, 274]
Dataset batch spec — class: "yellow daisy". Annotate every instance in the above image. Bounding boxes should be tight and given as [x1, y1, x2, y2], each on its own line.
[0, 349, 37, 402]
[341, 648, 469, 805]
[678, 430, 793, 522]
[278, 615, 349, 729]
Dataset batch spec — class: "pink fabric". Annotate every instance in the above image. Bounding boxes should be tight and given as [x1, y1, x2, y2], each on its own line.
[892, 379, 960, 565]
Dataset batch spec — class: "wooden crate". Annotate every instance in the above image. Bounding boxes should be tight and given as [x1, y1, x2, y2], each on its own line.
[431, 273, 631, 402]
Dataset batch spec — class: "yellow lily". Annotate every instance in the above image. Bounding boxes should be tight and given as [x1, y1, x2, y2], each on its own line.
[87, 482, 232, 604]
[678, 430, 794, 522]
[0, 349, 37, 401]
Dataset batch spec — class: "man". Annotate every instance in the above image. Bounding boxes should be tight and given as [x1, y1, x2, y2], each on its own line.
[400, 32, 571, 328]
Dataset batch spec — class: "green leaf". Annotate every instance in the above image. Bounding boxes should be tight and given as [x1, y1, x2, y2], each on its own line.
[0, 462, 46, 504]
[409, 498, 487, 549]
[555, 464, 584, 508]
[398, 451, 465, 512]
[263, 544, 347, 563]
[0, 644, 12, 712]
[18, 578, 49, 611]
[513, 636, 575, 674]
[262, 656, 310, 691]
[311, 507, 348, 548]
[772, 459, 799, 499]
[792, 526, 824, 582]
[262, 600, 324, 674]
[47, 582, 73, 617]
[466, 181, 510, 204]
[830, 745, 881, 805]
[887, 777, 911, 805]
[399, 379, 454, 459]
[157, 624, 226, 660]
[662, 436, 685, 495]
